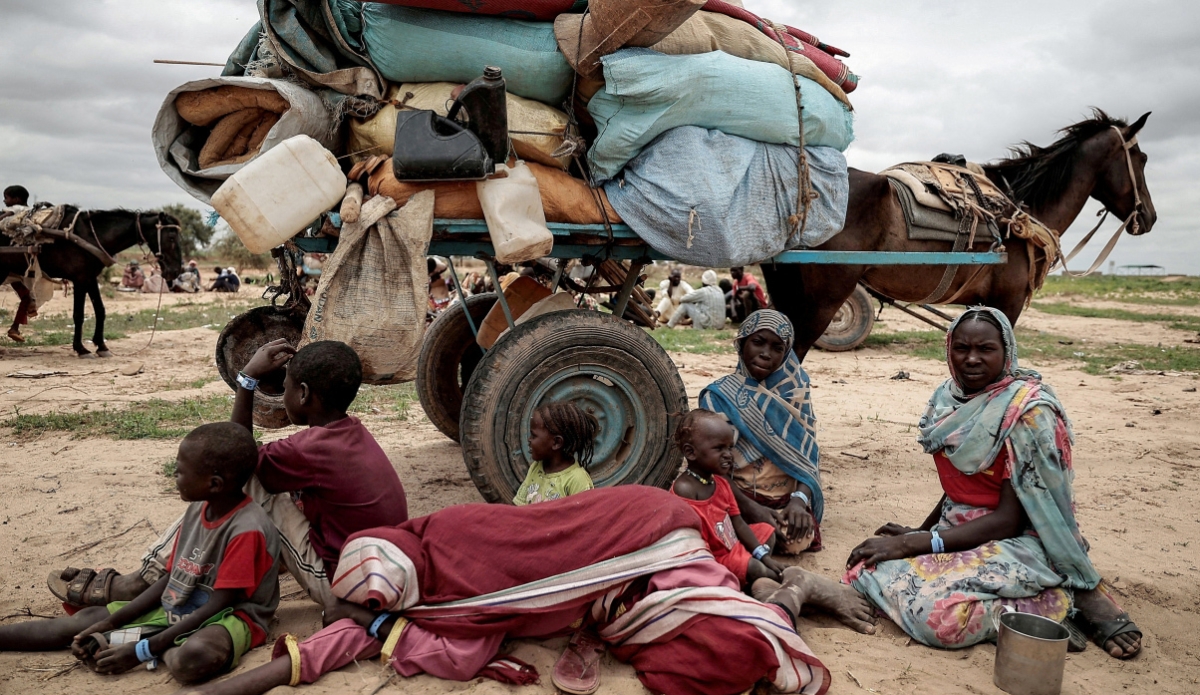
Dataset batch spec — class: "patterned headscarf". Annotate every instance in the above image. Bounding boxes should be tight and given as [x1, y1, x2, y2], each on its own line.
[917, 306, 1097, 589]
[699, 310, 823, 521]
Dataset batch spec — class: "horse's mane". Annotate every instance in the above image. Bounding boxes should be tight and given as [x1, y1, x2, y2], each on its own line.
[985, 109, 1128, 209]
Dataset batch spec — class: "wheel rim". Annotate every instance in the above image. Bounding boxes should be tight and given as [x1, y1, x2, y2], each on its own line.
[823, 301, 856, 339]
[520, 364, 647, 486]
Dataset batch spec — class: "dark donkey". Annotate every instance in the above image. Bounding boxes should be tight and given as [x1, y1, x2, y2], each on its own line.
[1, 208, 183, 357]
[765, 110, 1157, 361]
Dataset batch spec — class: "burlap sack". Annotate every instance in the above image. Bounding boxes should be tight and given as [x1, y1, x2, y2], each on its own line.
[298, 192, 434, 385]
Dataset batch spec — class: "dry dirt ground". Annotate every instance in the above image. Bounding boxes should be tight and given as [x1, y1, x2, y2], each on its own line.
[0, 286, 1197, 695]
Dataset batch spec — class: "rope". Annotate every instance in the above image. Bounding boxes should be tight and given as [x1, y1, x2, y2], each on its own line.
[769, 21, 816, 237]
[1052, 127, 1143, 277]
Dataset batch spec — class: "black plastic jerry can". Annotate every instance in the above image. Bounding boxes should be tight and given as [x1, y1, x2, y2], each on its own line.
[449, 66, 510, 167]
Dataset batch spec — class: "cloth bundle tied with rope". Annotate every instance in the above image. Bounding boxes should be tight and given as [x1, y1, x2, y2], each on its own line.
[769, 21, 819, 238]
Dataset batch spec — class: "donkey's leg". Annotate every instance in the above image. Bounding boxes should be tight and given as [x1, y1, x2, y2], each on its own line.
[86, 280, 111, 357]
[72, 280, 91, 357]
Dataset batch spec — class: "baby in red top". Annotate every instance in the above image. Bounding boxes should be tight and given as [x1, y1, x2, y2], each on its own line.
[670, 409, 781, 588]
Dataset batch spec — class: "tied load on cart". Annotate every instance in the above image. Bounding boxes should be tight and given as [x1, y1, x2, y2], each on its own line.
[154, 0, 1008, 502]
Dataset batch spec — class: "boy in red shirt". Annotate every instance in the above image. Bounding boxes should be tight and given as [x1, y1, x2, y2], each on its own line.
[50, 340, 408, 609]
[0, 423, 280, 684]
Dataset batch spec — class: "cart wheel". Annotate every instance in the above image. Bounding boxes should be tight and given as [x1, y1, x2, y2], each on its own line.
[417, 293, 496, 441]
[216, 305, 307, 429]
[460, 310, 687, 503]
[814, 284, 876, 352]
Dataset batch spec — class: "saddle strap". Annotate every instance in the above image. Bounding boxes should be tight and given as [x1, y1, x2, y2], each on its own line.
[916, 215, 971, 304]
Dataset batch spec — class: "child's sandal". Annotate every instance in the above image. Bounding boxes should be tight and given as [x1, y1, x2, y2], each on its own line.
[47, 567, 120, 607]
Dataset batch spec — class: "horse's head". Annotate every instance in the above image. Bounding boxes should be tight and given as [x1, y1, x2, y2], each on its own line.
[1091, 112, 1156, 236]
[142, 211, 184, 282]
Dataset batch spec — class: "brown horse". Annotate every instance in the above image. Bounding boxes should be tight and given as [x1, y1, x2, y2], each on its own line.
[765, 110, 1156, 361]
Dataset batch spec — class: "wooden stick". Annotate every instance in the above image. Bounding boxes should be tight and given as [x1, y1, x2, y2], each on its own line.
[56, 519, 152, 558]
[154, 59, 225, 66]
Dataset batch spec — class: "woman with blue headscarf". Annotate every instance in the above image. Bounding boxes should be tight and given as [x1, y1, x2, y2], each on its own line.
[699, 310, 823, 555]
[843, 307, 1141, 658]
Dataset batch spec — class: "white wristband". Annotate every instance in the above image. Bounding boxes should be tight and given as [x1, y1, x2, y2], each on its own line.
[790, 489, 810, 507]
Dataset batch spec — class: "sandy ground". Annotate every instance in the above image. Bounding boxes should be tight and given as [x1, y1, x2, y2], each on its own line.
[1, 291, 1198, 695]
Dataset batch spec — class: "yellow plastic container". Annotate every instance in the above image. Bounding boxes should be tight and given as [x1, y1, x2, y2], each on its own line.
[212, 135, 347, 254]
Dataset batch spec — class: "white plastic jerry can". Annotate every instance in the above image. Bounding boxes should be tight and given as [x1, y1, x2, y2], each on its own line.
[477, 161, 554, 264]
[212, 135, 347, 254]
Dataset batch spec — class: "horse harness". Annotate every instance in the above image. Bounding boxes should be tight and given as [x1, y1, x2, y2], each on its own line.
[875, 125, 1145, 304]
[1052, 126, 1144, 277]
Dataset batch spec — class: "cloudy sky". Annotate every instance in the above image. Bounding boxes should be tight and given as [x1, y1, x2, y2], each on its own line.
[2, 1, 1197, 271]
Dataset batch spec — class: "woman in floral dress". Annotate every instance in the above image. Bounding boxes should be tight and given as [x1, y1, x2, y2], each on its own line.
[844, 307, 1142, 658]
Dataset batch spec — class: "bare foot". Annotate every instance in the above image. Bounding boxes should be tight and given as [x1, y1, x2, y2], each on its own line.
[751, 578, 781, 603]
[770, 567, 876, 635]
[1075, 584, 1142, 659]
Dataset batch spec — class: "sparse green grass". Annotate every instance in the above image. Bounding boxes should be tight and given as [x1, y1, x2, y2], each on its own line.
[0, 298, 265, 347]
[349, 383, 419, 421]
[162, 458, 177, 478]
[2, 395, 233, 440]
[868, 327, 1200, 376]
[648, 328, 737, 355]
[1037, 275, 1200, 306]
[1032, 302, 1200, 333]
[188, 376, 220, 390]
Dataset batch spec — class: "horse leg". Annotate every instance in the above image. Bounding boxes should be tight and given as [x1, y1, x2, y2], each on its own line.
[765, 264, 865, 362]
[86, 279, 111, 357]
[72, 280, 92, 357]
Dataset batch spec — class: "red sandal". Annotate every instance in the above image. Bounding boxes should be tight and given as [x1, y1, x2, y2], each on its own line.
[552, 629, 606, 695]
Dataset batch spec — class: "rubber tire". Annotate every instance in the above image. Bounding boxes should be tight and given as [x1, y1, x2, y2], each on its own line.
[417, 293, 497, 442]
[215, 305, 307, 429]
[814, 284, 876, 352]
[459, 310, 687, 503]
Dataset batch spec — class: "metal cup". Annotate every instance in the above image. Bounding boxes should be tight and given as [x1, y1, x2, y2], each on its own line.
[993, 611, 1070, 695]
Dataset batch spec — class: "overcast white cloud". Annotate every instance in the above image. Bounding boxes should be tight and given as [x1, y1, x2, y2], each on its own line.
[2, 1, 1198, 271]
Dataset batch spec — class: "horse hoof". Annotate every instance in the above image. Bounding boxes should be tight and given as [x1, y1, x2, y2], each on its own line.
[97, 351, 113, 358]
[77, 353, 97, 360]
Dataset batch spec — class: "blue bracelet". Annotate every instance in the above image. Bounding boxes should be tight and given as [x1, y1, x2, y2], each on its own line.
[930, 529, 945, 554]
[369, 612, 392, 640]
[135, 638, 155, 663]
[752, 544, 771, 561]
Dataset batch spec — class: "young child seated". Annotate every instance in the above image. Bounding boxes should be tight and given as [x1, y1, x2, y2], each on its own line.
[49, 340, 408, 610]
[514, 401, 598, 506]
[1, 423, 280, 684]
[671, 409, 783, 588]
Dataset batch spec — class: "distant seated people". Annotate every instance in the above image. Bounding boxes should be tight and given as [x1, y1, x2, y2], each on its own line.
[224, 267, 241, 291]
[727, 266, 768, 323]
[209, 266, 239, 293]
[669, 269, 727, 330]
[4, 185, 35, 343]
[119, 260, 145, 292]
[142, 264, 167, 294]
[172, 260, 202, 293]
[655, 267, 693, 324]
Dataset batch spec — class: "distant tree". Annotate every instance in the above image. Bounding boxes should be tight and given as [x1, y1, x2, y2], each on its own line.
[161, 204, 215, 258]
[210, 230, 272, 270]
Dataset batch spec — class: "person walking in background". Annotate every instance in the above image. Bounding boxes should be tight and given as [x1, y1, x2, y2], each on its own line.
[3, 185, 35, 342]
[669, 269, 727, 329]
[655, 267, 692, 324]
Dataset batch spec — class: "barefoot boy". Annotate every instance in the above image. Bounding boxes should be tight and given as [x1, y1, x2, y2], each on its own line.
[1, 423, 280, 684]
[50, 340, 408, 608]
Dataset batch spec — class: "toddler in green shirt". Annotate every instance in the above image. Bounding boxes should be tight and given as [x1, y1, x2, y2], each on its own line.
[514, 402, 599, 505]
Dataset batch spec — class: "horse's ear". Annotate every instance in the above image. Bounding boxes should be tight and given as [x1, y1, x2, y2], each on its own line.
[1128, 112, 1151, 137]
